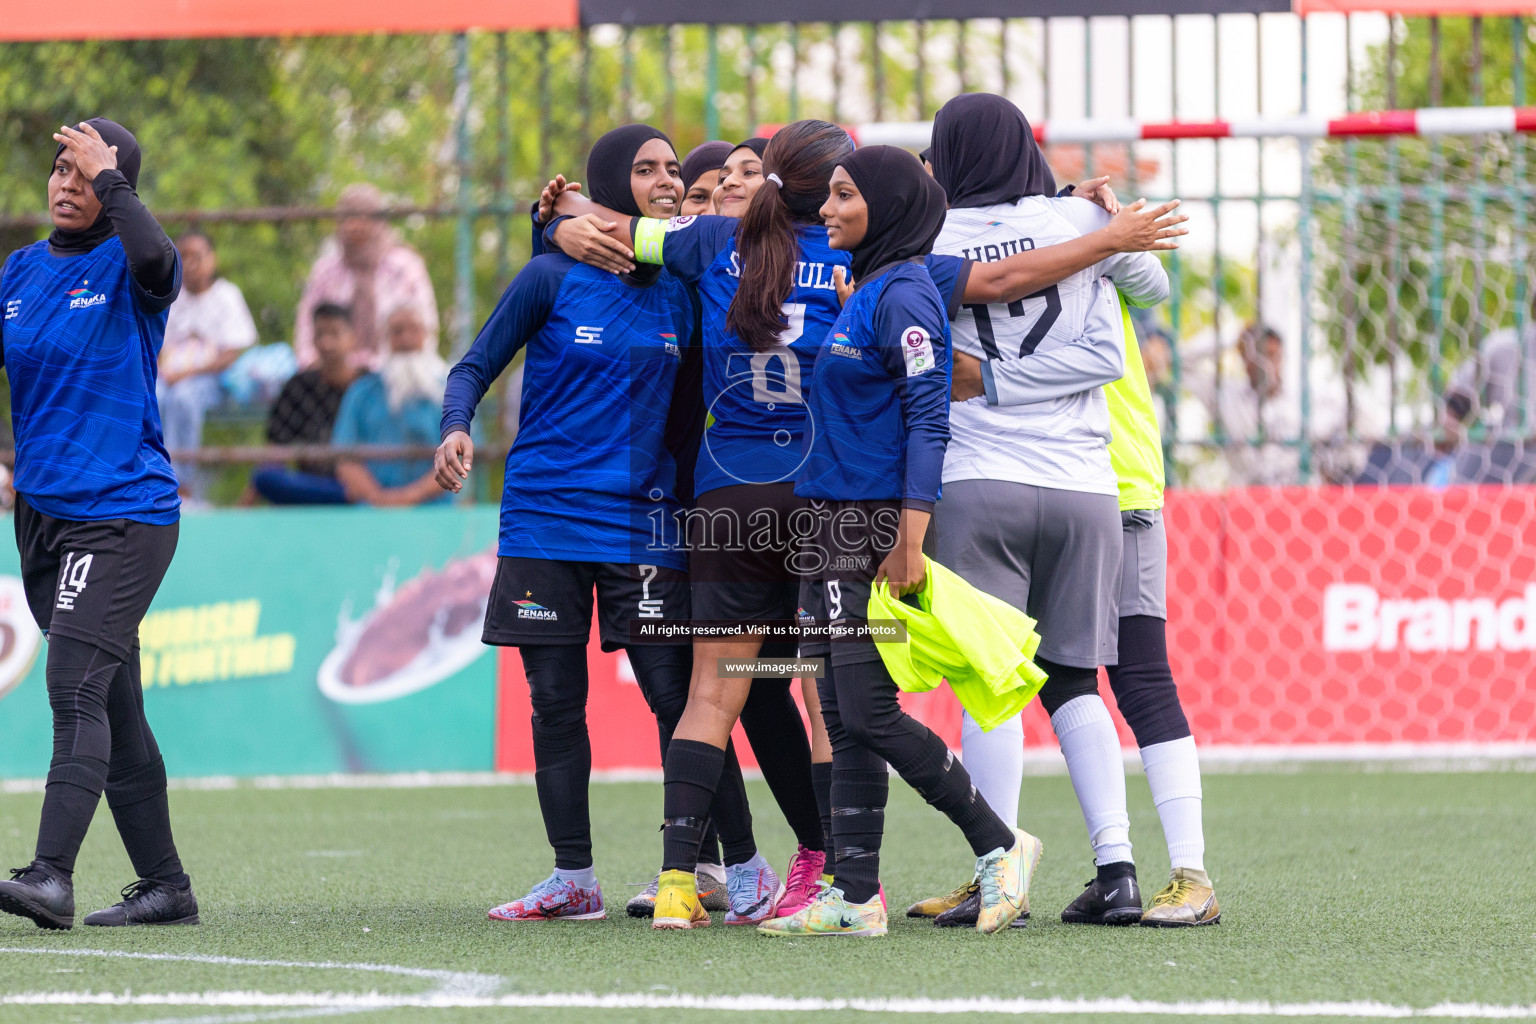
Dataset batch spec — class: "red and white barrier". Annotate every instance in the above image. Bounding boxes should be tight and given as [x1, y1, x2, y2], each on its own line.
[761, 106, 1536, 149]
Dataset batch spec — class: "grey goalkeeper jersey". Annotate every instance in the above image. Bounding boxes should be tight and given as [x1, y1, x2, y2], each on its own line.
[935, 196, 1169, 496]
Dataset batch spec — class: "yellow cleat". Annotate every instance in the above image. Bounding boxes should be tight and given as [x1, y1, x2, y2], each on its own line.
[651, 869, 711, 930]
[758, 885, 887, 937]
[1140, 868, 1220, 927]
[975, 828, 1042, 935]
[905, 878, 977, 919]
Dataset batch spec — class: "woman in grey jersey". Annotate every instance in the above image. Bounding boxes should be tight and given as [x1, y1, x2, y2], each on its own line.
[917, 93, 1171, 928]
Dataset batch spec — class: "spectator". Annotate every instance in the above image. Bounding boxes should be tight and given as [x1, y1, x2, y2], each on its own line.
[158, 231, 258, 497]
[292, 183, 439, 370]
[1189, 323, 1302, 486]
[1444, 323, 1536, 438]
[330, 306, 451, 506]
[251, 302, 361, 504]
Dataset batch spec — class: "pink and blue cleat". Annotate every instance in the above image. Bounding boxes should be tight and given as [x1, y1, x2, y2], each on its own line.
[488, 874, 606, 921]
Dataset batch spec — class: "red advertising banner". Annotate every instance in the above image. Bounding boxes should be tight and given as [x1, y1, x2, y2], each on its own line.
[494, 486, 1536, 771]
[0, 0, 576, 42]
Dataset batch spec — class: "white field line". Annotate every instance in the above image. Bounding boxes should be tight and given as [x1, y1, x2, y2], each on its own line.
[3, 949, 1532, 1019]
[3, 744, 1535, 795]
[0, 946, 501, 998]
[3, 991, 1536, 1018]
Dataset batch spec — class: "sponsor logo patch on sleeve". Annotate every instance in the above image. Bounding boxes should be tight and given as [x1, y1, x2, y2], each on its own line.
[901, 326, 936, 376]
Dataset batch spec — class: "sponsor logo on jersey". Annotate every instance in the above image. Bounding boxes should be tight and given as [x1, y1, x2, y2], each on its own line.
[664, 215, 697, 231]
[901, 326, 935, 376]
[574, 325, 603, 344]
[829, 331, 861, 360]
[55, 551, 93, 611]
[514, 598, 559, 622]
[660, 331, 680, 357]
[4, 299, 19, 320]
[67, 282, 106, 310]
[1324, 582, 1536, 652]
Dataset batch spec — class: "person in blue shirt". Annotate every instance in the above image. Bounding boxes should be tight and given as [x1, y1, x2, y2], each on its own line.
[0, 119, 199, 931]
[435, 124, 753, 924]
[760, 145, 1038, 939]
[332, 305, 450, 506]
[544, 120, 855, 927]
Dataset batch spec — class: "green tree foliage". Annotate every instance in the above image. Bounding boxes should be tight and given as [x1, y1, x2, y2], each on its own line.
[1311, 16, 1536, 404]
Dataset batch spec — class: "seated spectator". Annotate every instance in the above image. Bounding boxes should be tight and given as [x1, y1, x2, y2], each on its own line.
[293, 183, 439, 371]
[331, 306, 451, 506]
[251, 302, 362, 504]
[1444, 322, 1536, 438]
[158, 231, 258, 497]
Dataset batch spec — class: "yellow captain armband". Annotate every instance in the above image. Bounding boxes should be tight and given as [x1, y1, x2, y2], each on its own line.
[634, 217, 669, 265]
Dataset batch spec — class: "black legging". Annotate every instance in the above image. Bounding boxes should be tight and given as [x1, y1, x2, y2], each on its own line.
[36, 636, 183, 882]
[520, 643, 756, 870]
[816, 658, 1013, 905]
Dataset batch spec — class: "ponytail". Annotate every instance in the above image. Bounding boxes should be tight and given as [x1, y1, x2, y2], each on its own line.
[726, 120, 854, 353]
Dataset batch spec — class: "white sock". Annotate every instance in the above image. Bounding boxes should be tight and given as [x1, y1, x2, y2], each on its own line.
[1051, 695, 1133, 867]
[554, 865, 597, 889]
[696, 861, 726, 884]
[1140, 735, 1205, 873]
[960, 710, 1023, 830]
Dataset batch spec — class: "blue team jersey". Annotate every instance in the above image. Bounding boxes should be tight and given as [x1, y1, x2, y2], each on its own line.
[0, 237, 181, 523]
[795, 261, 951, 508]
[640, 215, 850, 495]
[922, 254, 971, 321]
[442, 255, 693, 569]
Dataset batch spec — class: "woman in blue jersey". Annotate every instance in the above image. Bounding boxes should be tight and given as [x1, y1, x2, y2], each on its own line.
[760, 145, 1039, 939]
[0, 119, 198, 930]
[435, 124, 754, 923]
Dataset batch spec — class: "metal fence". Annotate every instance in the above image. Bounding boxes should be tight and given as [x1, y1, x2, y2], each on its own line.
[2, 12, 1532, 494]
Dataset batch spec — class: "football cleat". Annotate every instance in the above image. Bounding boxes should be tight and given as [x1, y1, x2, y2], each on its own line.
[757, 885, 886, 937]
[1140, 868, 1220, 927]
[625, 875, 661, 918]
[488, 874, 605, 921]
[774, 846, 827, 918]
[83, 878, 199, 927]
[932, 888, 1030, 928]
[695, 864, 729, 912]
[0, 863, 74, 930]
[975, 829, 1041, 934]
[1062, 866, 1143, 926]
[652, 869, 711, 930]
[905, 878, 977, 919]
[724, 859, 780, 925]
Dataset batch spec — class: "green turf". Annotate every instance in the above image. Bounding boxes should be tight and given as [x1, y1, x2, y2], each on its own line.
[0, 769, 1533, 1023]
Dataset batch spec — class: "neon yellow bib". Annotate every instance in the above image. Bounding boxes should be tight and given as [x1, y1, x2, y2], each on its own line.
[1105, 294, 1165, 512]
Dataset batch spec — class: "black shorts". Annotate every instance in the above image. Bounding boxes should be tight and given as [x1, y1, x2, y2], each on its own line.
[688, 483, 808, 629]
[796, 499, 901, 666]
[14, 495, 178, 661]
[482, 556, 690, 651]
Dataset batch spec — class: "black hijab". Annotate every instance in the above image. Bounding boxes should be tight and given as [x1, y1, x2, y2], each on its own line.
[680, 140, 732, 191]
[930, 93, 1055, 209]
[734, 137, 769, 160]
[841, 145, 948, 283]
[49, 117, 141, 255]
[585, 124, 673, 217]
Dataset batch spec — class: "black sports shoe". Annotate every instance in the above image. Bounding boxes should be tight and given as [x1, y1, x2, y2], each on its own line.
[1061, 869, 1143, 926]
[0, 863, 75, 930]
[932, 889, 1030, 929]
[84, 878, 199, 927]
